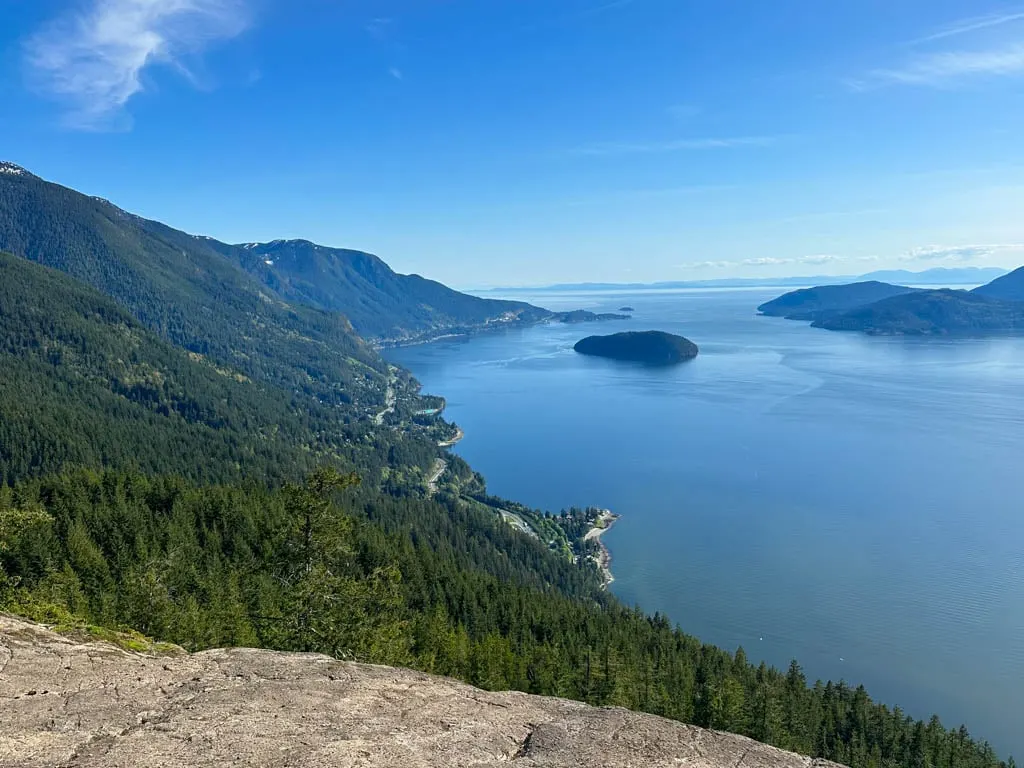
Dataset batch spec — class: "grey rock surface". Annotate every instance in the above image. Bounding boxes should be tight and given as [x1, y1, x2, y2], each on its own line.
[1, 615, 845, 768]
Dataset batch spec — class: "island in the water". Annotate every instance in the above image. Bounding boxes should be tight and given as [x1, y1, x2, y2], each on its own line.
[757, 281, 919, 321]
[618, 306, 636, 312]
[554, 309, 631, 323]
[760, 267, 1024, 335]
[574, 330, 698, 364]
[814, 289, 1024, 335]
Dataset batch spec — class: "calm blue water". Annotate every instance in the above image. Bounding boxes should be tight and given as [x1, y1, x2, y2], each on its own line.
[385, 289, 1024, 758]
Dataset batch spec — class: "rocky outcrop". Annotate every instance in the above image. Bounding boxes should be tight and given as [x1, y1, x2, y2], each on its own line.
[0, 615, 845, 768]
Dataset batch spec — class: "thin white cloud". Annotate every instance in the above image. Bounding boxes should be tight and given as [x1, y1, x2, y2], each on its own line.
[389, 67, 403, 80]
[572, 136, 778, 156]
[684, 261, 734, 270]
[25, 0, 248, 129]
[799, 254, 843, 265]
[869, 45, 1024, 87]
[742, 257, 792, 267]
[854, 9, 1024, 89]
[900, 244, 1024, 262]
[914, 11, 1024, 43]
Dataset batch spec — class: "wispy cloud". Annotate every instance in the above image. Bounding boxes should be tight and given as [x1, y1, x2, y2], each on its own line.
[913, 11, 1024, 43]
[572, 136, 778, 156]
[900, 244, 1024, 262]
[389, 67, 403, 80]
[24, 0, 248, 129]
[853, 10, 1024, 89]
[867, 45, 1024, 87]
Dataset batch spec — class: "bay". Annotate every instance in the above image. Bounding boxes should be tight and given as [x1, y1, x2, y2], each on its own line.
[385, 288, 1024, 757]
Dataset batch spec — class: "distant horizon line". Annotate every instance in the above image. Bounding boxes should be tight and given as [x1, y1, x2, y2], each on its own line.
[468, 265, 1012, 293]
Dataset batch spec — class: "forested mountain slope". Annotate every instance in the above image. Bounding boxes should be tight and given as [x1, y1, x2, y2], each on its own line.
[212, 238, 550, 342]
[0, 162, 551, 347]
[0, 163, 383, 415]
[0, 470, 1009, 768]
[0, 252, 387, 485]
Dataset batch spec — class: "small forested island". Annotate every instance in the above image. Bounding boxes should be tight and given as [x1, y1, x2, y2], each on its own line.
[554, 309, 631, 323]
[574, 330, 698, 364]
[619, 306, 636, 312]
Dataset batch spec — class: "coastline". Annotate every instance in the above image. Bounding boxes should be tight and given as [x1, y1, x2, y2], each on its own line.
[438, 426, 465, 448]
[433, 413, 618, 590]
[583, 509, 620, 588]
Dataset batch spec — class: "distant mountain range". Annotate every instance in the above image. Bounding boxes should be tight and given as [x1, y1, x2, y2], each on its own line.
[485, 266, 1009, 293]
[857, 267, 1009, 285]
[759, 267, 1024, 335]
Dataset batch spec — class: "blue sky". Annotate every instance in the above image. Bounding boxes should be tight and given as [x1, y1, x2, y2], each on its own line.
[3, 0, 1024, 288]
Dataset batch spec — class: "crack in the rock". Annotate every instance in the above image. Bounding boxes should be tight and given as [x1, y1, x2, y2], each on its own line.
[513, 723, 537, 760]
[0, 640, 13, 677]
[468, 694, 511, 709]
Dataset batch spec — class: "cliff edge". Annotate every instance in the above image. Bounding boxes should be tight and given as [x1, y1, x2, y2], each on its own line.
[0, 614, 845, 768]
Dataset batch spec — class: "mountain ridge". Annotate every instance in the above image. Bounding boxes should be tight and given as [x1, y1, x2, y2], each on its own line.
[757, 281, 920, 320]
[480, 266, 1009, 293]
[973, 265, 1024, 302]
[208, 236, 552, 343]
[813, 289, 1024, 335]
[761, 272, 1024, 335]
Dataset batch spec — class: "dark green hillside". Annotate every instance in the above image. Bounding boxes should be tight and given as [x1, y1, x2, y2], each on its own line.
[758, 281, 919, 320]
[212, 238, 551, 342]
[0, 165, 383, 409]
[0, 469, 1009, 768]
[814, 289, 1024, 335]
[0, 252, 402, 485]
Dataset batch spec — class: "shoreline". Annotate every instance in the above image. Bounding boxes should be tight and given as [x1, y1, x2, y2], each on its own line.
[583, 509, 620, 588]
[438, 426, 465, 448]
[438, 414, 618, 590]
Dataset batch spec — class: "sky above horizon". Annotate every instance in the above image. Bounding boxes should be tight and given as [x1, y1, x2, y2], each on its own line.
[3, 1, 1024, 288]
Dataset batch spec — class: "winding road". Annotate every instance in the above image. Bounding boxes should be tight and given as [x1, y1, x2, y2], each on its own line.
[426, 459, 447, 496]
[373, 368, 397, 425]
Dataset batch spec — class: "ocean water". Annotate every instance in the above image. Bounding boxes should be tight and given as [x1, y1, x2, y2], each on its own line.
[384, 288, 1024, 757]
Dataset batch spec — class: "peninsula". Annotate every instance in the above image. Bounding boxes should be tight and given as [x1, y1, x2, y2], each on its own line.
[759, 268, 1024, 335]
[554, 309, 631, 323]
[814, 289, 1024, 335]
[574, 330, 699, 364]
[757, 281, 918, 321]
[584, 509, 620, 587]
